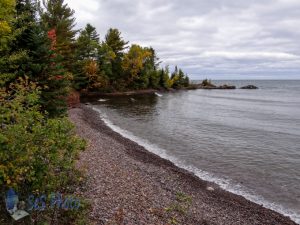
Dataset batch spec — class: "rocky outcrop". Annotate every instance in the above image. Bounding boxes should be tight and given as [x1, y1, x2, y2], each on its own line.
[240, 85, 258, 89]
[195, 80, 259, 90]
[218, 84, 236, 89]
[196, 83, 236, 90]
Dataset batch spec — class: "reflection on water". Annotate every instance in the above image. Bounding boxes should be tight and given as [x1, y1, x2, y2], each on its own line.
[84, 94, 158, 117]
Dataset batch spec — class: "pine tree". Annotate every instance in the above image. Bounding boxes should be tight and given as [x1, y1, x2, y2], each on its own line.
[178, 68, 185, 87]
[159, 67, 171, 89]
[41, 0, 77, 72]
[171, 67, 188, 89]
[183, 75, 190, 87]
[149, 70, 160, 89]
[38, 28, 70, 117]
[85, 23, 99, 42]
[171, 65, 178, 79]
[105, 28, 128, 56]
[143, 47, 161, 89]
[11, 0, 49, 80]
[97, 42, 116, 81]
[105, 28, 128, 85]
[145, 47, 160, 71]
[39, 0, 78, 116]
[76, 23, 99, 59]
[74, 23, 100, 89]
[13, 0, 36, 50]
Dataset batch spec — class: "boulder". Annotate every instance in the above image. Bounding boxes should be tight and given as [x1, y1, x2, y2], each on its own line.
[240, 85, 258, 89]
[196, 83, 217, 89]
[218, 84, 236, 89]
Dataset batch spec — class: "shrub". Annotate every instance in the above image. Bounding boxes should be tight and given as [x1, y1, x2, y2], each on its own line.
[0, 77, 86, 194]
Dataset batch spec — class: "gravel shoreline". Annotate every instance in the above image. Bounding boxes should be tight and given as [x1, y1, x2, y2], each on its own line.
[69, 105, 298, 225]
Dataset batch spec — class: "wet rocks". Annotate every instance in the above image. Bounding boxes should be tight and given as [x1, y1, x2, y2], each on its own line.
[240, 85, 258, 89]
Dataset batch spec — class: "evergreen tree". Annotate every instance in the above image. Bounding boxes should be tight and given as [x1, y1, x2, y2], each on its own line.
[11, 0, 50, 80]
[85, 23, 99, 42]
[159, 66, 171, 89]
[105, 28, 128, 56]
[97, 42, 116, 80]
[146, 47, 160, 71]
[143, 47, 161, 89]
[76, 23, 99, 59]
[171, 65, 178, 79]
[105, 28, 128, 85]
[13, 0, 36, 50]
[149, 70, 160, 89]
[39, 0, 78, 116]
[38, 28, 70, 117]
[183, 75, 190, 87]
[41, 0, 77, 72]
[74, 23, 100, 90]
[171, 67, 189, 89]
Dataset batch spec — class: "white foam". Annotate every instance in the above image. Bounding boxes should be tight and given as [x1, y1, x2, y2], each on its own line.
[91, 106, 300, 224]
[155, 92, 163, 97]
[98, 99, 108, 102]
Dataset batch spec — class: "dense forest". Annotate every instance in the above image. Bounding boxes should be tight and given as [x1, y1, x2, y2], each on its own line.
[1, 0, 190, 117]
[0, 0, 190, 223]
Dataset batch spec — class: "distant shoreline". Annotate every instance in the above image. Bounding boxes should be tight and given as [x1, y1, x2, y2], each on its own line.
[79, 81, 261, 99]
[69, 104, 298, 224]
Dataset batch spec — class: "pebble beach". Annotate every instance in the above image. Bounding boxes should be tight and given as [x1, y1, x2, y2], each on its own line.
[69, 105, 298, 225]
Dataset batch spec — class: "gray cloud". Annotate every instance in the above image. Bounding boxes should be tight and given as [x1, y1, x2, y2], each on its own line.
[66, 0, 300, 79]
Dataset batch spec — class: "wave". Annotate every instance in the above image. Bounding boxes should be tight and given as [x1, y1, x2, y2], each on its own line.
[155, 92, 163, 97]
[91, 106, 299, 224]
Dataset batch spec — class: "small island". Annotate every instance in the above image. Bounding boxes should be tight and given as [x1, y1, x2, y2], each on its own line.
[240, 85, 258, 89]
[193, 79, 258, 90]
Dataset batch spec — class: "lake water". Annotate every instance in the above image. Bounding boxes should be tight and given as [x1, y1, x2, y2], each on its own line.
[89, 80, 300, 223]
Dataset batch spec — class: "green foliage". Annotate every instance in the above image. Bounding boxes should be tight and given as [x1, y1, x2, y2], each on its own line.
[76, 23, 99, 60]
[0, 77, 85, 192]
[41, 0, 77, 72]
[12, 0, 50, 80]
[202, 78, 212, 86]
[149, 70, 161, 89]
[122, 44, 152, 89]
[0, 0, 50, 91]
[105, 28, 128, 57]
[40, 55, 71, 117]
[105, 28, 128, 83]
[74, 24, 101, 90]
[165, 192, 192, 224]
[72, 25, 189, 92]
[171, 66, 190, 89]
[0, 0, 15, 46]
[159, 66, 172, 89]
[83, 59, 109, 91]
[0, 0, 67, 118]
[0, 0, 193, 223]
[0, 1, 89, 223]
[0, 0, 28, 87]
[97, 42, 116, 80]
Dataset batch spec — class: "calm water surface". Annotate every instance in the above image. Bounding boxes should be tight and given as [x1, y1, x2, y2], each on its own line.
[89, 80, 300, 223]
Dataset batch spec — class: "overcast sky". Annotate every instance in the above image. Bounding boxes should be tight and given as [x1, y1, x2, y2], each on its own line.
[65, 0, 300, 80]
